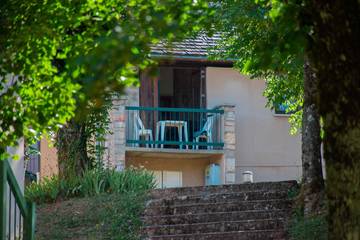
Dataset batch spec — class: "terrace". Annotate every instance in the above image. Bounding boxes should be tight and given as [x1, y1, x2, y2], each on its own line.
[125, 106, 224, 155]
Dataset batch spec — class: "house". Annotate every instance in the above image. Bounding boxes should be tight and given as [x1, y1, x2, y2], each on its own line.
[28, 35, 302, 187]
[102, 35, 302, 188]
[26, 139, 58, 182]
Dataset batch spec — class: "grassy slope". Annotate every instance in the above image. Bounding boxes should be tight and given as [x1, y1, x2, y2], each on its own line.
[36, 192, 147, 240]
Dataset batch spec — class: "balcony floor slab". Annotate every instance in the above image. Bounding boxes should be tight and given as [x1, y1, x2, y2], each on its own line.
[125, 147, 224, 159]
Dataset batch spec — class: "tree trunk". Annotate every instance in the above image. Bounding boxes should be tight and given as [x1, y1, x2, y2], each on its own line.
[302, 57, 324, 216]
[56, 120, 89, 180]
[306, 0, 360, 238]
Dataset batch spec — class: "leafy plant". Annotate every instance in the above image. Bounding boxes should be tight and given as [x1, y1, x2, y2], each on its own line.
[25, 168, 155, 204]
[25, 176, 61, 203]
[80, 169, 106, 197]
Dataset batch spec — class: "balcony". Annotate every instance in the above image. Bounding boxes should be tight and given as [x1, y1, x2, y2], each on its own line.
[125, 106, 224, 154]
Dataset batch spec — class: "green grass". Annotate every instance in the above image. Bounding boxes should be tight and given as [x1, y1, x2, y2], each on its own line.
[288, 209, 327, 240]
[28, 168, 155, 239]
[287, 185, 328, 240]
[36, 192, 148, 240]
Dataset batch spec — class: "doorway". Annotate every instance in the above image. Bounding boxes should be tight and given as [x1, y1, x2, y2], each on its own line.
[158, 67, 206, 148]
[138, 66, 207, 149]
[158, 67, 206, 109]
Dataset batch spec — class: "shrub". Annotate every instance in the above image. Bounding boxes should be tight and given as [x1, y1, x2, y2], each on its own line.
[106, 168, 156, 193]
[80, 169, 107, 197]
[25, 168, 155, 204]
[25, 176, 61, 203]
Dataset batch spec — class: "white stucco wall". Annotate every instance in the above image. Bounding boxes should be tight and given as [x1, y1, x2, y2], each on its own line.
[7, 139, 25, 191]
[206, 67, 302, 183]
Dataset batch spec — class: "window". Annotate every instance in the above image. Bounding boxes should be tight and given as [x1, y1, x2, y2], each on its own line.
[151, 170, 183, 189]
[273, 101, 299, 116]
[274, 102, 290, 115]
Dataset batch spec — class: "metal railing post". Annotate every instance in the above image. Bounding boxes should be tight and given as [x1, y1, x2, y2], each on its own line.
[0, 160, 7, 240]
[1, 157, 36, 240]
[25, 201, 35, 240]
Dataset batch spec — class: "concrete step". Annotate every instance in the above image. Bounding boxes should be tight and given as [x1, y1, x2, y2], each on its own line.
[144, 218, 285, 236]
[143, 182, 296, 240]
[147, 190, 288, 208]
[143, 209, 289, 226]
[149, 181, 296, 199]
[146, 229, 286, 240]
[144, 199, 293, 216]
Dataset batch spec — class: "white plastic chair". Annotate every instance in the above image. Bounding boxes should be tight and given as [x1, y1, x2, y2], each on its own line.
[134, 114, 153, 148]
[193, 115, 215, 149]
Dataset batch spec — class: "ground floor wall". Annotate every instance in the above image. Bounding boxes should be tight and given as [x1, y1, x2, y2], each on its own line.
[126, 153, 223, 187]
[236, 166, 302, 183]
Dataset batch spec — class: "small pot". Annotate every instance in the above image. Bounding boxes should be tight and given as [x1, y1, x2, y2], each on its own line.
[242, 171, 253, 183]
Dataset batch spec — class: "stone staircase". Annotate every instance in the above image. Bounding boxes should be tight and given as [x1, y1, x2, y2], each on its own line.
[142, 181, 297, 240]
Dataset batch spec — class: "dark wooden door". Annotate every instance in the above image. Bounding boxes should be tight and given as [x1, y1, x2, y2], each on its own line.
[173, 68, 201, 108]
[139, 70, 159, 132]
[173, 67, 205, 139]
[139, 70, 158, 108]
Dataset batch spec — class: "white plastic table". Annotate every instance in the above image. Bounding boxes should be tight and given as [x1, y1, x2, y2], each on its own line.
[156, 120, 188, 149]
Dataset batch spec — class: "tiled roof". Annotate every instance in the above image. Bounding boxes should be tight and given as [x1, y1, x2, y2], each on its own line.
[150, 34, 222, 59]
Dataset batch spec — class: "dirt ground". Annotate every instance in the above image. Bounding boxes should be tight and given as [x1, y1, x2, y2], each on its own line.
[35, 193, 145, 240]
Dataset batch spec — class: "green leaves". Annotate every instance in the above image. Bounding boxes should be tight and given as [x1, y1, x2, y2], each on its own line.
[0, 0, 210, 148]
[210, 0, 305, 133]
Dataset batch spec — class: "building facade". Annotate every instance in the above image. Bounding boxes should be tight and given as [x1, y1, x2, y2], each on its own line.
[103, 61, 301, 188]
[35, 36, 302, 187]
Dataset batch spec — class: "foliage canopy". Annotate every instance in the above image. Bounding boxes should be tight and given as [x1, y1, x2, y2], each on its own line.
[210, 0, 306, 134]
[0, 0, 211, 157]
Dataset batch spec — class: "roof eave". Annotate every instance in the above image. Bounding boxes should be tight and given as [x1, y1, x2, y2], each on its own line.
[149, 53, 235, 64]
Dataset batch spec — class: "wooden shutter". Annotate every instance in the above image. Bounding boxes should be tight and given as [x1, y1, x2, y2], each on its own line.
[139, 70, 158, 108]
[139, 70, 159, 131]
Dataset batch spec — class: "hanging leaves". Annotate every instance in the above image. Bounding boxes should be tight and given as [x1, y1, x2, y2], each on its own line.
[0, 0, 211, 153]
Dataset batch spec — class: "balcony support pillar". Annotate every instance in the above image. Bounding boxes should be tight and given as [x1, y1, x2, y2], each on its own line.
[220, 104, 236, 184]
[104, 87, 139, 170]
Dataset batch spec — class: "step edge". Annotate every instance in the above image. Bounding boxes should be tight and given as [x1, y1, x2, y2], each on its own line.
[143, 217, 286, 229]
[142, 209, 290, 219]
[149, 180, 297, 193]
[147, 197, 290, 208]
[145, 199, 292, 209]
[147, 190, 289, 203]
[145, 229, 287, 238]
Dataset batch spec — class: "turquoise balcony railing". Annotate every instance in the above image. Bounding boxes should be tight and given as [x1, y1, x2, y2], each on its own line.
[125, 106, 224, 150]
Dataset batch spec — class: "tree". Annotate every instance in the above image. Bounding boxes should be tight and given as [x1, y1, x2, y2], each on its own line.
[210, 0, 324, 215]
[302, 57, 324, 215]
[253, 0, 360, 237]
[56, 96, 113, 179]
[0, 0, 210, 163]
[304, 1, 360, 238]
